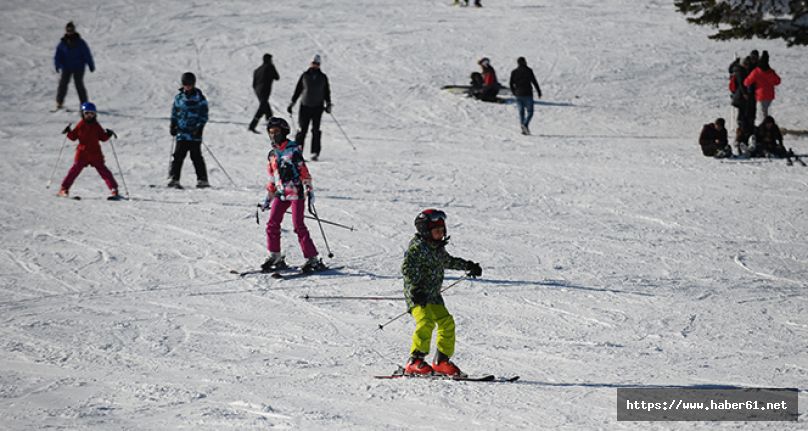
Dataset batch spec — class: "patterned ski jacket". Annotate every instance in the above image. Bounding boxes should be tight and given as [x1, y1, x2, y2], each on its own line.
[402, 235, 472, 310]
[266, 139, 312, 200]
[171, 88, 209, 142]
[66, 119, 109, 164]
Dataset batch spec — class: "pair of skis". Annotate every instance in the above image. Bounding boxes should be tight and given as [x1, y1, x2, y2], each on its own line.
[374, 366, 518, 383]
[230, 265, 344, 280]
[57, 194, 127, 201]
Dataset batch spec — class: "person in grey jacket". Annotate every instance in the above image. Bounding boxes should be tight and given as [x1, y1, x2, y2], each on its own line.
[248, 53, 280, 133]
[287, 54, 331, 161]
[509, 57, 542, 135]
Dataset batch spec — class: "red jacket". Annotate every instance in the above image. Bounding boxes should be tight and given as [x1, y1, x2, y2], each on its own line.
[743, 67, 781, 102]
[482, 67, 497, 87]
[66, 119, 109, 163]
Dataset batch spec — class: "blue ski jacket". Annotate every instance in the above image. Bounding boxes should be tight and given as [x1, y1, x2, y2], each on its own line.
[54, 34, 95, 73]
[171, 88, 209, 142]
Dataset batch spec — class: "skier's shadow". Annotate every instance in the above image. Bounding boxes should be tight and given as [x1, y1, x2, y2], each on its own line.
[513, 381, 772, 390]
[466, 277, 654, 297]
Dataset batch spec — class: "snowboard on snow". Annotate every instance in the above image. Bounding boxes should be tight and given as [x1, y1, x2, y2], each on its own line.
[440, 85, 510, 104]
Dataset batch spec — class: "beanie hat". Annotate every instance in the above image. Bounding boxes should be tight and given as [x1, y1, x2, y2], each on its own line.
[312, 54, 321, 64]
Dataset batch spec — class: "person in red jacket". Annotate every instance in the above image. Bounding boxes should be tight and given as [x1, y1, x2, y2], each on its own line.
[58, 102, 120, 199]
[743, 52, 781, 119]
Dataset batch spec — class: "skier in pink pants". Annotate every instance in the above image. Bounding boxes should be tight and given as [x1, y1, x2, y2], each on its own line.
[259, 117, 324, 273]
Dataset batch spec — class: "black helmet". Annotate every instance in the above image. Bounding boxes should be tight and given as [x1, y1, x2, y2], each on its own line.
[266, 117, 291, 135]
[414, 209, 447, 238]
[181, 72, 196, 86]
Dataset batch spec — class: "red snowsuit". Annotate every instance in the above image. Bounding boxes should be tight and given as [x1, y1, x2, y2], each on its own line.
[60, 119, 118, 192]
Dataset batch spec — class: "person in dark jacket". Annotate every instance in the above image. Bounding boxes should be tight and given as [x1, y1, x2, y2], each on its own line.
[287, 54, 331, 161]
[729, 57, 755, 150]
[248, 53, 280, 133]
[752, 116, 788, 158]
[509, 57, 542, 135]
[168, 72, 209, 189]
[53, 22, 95, 110]
[698, 118, 731, 158]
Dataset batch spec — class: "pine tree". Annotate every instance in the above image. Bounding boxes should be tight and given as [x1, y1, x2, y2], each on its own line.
[675, 0, 808, 46]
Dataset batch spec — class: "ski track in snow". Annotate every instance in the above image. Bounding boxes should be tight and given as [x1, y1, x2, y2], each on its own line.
[1, 0, 807, 429]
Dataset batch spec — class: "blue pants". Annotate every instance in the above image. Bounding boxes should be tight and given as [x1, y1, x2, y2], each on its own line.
[515, 96, 534, 127]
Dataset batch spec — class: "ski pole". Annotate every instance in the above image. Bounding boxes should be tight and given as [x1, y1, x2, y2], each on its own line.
[377, 277, 470, 330]
[308, 198, 334, 258]
[328, 112, 357, 151]
[377, 310, 409, 331]
[255, 204, 355, 231]
[300, 294, 405, 301]
[46, 123, 71, 189]
[201, 140, 238, 188]
[168, 136, 176, 179]
[107, 134, 129, 198]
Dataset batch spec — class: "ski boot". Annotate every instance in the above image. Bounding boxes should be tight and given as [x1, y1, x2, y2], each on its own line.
[404, 351, 433, 376]
[167, 178, 182, 189]
[432, 351, 465, 377]
[261, 253, 288, 273]
[197, 179, 210, 189]
[57, 187, 69, 198]
[301, 256, 326, 273]
[108, 189, 125, 201]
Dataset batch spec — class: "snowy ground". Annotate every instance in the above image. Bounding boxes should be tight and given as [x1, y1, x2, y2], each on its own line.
[1, 0, 806, 429]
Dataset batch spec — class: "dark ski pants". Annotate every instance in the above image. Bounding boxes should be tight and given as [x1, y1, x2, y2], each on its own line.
[295, 105, 324, 155]
[249, 95, 273, 130]
[56, 69, 88, 106]
[61, 159, 118, 191]
[170, 140, 207, 182]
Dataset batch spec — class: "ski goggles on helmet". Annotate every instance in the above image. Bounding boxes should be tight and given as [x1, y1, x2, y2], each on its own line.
[420, 209, 446, 222]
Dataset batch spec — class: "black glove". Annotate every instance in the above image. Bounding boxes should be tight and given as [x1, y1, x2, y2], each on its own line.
[61, 123, 72, 134]
[193, 125, 204, 139]
[324, 103, 332, 114]
[410, 289, 428, 307]
[105, 129, 117, 139]
[170, 122, 178, 136]
[287, 103, 294, 114]
[466, 262, 482, 278]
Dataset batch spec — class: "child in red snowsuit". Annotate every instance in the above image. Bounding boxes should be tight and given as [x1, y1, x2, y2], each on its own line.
[58, 102, 119, 198]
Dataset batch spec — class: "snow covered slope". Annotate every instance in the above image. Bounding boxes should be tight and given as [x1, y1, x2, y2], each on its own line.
[1, 0, 806, 429]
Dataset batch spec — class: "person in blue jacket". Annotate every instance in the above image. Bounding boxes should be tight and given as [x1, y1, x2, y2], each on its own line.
[168, 72, 209, 189]
[54, 22, 95, 110]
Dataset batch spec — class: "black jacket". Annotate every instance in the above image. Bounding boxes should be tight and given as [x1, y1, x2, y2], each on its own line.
[291, 68, 331, 108]
[253, 60, 279, 98]
[509, 65, 541, 98]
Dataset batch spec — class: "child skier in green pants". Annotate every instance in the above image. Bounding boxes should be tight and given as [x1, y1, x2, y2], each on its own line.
[401, 209, 482, 376]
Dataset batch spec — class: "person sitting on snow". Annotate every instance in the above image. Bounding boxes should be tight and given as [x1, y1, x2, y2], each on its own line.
[470, 57, 499, 102]
[698, 118, 731, 158]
